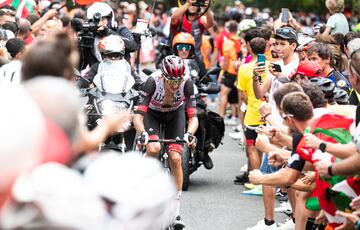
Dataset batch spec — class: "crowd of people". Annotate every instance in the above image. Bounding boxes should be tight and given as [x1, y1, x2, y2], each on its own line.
[1, 0, 360, 229]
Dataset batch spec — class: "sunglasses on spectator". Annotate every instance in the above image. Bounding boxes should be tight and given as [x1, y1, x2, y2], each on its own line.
[176, 44, 192, 51]
[281, 113, 294, 121]
[165, 78, 182, 86]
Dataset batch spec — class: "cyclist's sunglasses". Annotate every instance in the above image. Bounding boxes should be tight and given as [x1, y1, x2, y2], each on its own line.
[165, 78, 183, 86]
[176, 44, 192, 51]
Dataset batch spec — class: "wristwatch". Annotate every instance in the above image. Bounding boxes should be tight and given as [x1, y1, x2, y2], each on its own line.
[319, 142, 327, 152]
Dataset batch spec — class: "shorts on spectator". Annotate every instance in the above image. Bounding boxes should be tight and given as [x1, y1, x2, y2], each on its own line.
[221, 72, 237, 89]
[260, 152, 280, 174]
[244, 126, 258, 146]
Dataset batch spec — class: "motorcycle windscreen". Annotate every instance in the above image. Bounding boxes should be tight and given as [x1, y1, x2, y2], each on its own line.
[93, 59, 135, 94]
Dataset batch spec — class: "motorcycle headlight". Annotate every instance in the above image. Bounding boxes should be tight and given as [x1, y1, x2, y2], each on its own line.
[98, 99, 128, 115]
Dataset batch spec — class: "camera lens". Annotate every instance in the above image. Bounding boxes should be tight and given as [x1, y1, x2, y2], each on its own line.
[93, 12, 101, 22]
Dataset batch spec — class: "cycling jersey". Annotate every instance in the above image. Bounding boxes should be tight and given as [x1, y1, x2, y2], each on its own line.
[327, 69, 351, 93]
[134, 71, 197, 119]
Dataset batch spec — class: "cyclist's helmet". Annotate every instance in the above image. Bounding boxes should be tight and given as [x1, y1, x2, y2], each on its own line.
[310, 77, 336, 97]
[98, 35, 125, 57]
[172, 32, 195, 55]
[160, 55, 186, 80]
[334, 87, 349, 105]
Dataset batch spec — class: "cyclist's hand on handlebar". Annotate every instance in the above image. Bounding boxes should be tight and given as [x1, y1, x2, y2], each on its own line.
[138, 131, 149, 145]
[184, 132, 197, 148]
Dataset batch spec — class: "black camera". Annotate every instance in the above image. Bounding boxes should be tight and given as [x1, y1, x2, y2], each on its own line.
[192, 0, 206, 7]
[71, 12, 102, 48]
[71, 12, 101, 33]
[71, 12, 104, 69]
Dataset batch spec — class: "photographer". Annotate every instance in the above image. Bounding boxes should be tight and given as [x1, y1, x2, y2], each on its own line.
[78, 2, 138, 66]
[170, 0, 214, 75]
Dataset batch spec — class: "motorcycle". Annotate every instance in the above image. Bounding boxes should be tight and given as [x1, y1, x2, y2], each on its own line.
[182, 61, 224, 190]
[81, 59, 139, 153]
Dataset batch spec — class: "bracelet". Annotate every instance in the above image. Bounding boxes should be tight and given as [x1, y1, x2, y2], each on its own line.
[263, 113, 272, 120]
[328, 165, 334, 177]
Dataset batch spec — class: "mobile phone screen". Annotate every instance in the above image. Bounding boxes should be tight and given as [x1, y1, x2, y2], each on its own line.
[257, 54, 266, 66]
[272, 63, 282, 72]
[281, 8, 289, 24]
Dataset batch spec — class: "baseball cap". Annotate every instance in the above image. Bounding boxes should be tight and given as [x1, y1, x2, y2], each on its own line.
[275, 27, 298, 44]
[294, 61, 323, 78]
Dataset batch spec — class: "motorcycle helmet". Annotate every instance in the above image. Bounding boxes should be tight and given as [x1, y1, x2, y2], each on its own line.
[172, 32, 195, 56]
[334, 87, 349, 105]
[86, 2, 117, 29]
[160, 55, 186, 80]
[310, 77, 336, 97]
[98, 35, 125, 58]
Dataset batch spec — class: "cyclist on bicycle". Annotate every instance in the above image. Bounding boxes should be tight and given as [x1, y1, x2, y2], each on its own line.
[133, 55, 198, 229]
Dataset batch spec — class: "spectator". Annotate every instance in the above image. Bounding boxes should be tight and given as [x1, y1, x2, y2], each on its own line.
[5, 38, 25, 60]
[235, 37, 268, 186]
[307, 42, 351, 93]
[18, 18, 34, 45]
[170, 0, 214, 75]
[0, 8, 16, 25]
[218, 21, 241, 118]
[323, 0, 349, 35]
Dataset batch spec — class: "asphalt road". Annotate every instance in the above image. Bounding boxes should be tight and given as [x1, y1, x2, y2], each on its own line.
[181, 125, 287, 230]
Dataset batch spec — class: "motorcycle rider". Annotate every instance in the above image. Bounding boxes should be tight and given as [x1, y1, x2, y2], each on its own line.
[133, 55, 199, 229]
[86, 2, 139, 63]
[172, 31, 214, 169]
[82, 35, 143, 90]
[170, 0, 214, 76]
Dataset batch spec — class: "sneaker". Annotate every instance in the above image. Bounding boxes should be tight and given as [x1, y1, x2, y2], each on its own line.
[274, 201, 292, 213]
[173, 215, 186, 230]
[277, 218, 295, 230]
[242, 185, 263, 196]
[203, 154, 213, 170]
[228, 131, 244, 140]
[232, 124, 243, 132]
[234, 172, 249, 185]
[244, 183, 256, 190]
[240, 164, 248, 173]
[246, 219, 277, 230]
[276, 194, 288, 203]
[224, 117, 237, 126]
[275, 189, 287, 199]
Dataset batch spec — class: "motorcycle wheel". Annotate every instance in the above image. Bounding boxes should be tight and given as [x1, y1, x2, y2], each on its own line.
[181, 147, 191, 191]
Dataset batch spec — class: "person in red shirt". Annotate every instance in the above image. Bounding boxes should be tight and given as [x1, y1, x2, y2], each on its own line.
[170, 0, 214, 75]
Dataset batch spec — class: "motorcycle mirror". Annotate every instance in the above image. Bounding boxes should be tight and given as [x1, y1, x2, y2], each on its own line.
[190, 69, 198, 78]
[200, 67, 221, 83]
[142, 68, 155, 76]
[201, 82, 220, 94]
[206, 67, 221, 76]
